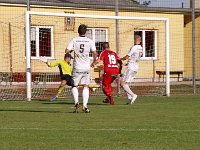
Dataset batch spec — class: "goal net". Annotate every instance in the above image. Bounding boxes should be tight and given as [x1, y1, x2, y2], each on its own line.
[0, 11, 169, 100]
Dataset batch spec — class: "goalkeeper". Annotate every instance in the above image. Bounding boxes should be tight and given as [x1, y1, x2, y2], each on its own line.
[40, 53, 73, 101]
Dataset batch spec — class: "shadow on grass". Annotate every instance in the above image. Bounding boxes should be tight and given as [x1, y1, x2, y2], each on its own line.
[0, 109, 62, 113]
[42, 101, 108, 106]
[0, 109, 100, 114]
[42, 101, 74, 105]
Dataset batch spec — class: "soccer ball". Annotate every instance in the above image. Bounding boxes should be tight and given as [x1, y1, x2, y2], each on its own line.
[90, 87, 97, 92]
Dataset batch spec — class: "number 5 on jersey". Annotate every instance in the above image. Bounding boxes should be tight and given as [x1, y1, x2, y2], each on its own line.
[80, 44, 84, 53]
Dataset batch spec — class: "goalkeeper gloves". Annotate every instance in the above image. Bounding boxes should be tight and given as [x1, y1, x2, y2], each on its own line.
[40, 56, 50, 66]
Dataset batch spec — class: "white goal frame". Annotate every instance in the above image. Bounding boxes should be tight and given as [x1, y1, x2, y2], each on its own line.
[25, 11, 170, 101]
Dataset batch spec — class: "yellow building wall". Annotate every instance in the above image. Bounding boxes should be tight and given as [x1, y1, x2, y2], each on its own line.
[195, 0, 200, 8]
[118, 12, 184, 79]
[0, 4, 184, 80]
[0, 6, 26, 73]
[184, 15, 200, 78]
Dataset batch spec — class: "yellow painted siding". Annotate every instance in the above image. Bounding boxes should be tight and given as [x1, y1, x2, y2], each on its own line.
[195, 0, 200, 8]
[0, 6, 26, 73]
[184, 15, 200, 77]
[118, 12, 184, 79]
[0, 5, 185, 79]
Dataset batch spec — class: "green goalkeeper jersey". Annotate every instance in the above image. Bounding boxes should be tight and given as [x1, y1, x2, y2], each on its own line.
[49, 60, 72, 76]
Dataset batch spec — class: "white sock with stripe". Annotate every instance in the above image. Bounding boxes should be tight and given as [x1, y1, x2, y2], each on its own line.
[122, 84, 135, 98]
[82, 86, 89, 108]
[72, 87, 79, 104]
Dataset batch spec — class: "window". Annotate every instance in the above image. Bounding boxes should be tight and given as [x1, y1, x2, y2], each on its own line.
[134, 30, 157, 60]
[30, 26, 54, 59]
[64, 11, 75, 31]
[85, 28, 108, 57]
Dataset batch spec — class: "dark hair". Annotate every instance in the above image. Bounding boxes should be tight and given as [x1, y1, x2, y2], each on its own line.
[102, 42, 109, 50]
[64, 53, 73, 59]
[78, 24, 87, 35]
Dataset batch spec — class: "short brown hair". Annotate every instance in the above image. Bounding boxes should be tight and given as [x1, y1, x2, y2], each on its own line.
[134, 35, 141, 40]
[102, 42, 109, 50]
[78, 24, 87, 35]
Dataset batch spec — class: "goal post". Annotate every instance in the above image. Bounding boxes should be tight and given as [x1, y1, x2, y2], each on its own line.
[24, 11, 170, 100]
[25, 11, 32, 101]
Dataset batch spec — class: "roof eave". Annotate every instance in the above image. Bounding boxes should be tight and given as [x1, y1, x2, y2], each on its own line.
[0, 1, 200, 15]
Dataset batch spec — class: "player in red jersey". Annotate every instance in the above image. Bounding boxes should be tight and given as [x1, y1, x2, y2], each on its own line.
[93, 42, 120, 105]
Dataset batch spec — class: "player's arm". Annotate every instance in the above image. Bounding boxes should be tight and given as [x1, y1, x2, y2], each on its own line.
[65, 49, 73, 54]
[120, 46, 135, 61]
[91, 49, 105, 67]
[40, 57, 61, 68]
[65, 39, 74, 54]
[92, 59, 103, 67]
[91, 50, 98, 67]
[90, 40, 98, 67]
[40, 56, 50, 67]
[48, 60, 61, 67]
[120, 55, 129, 61]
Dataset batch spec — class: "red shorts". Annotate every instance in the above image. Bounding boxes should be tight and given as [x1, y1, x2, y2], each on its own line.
[102, 73, 117, 87]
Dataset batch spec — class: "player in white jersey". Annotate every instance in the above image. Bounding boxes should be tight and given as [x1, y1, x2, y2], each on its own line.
[65, 24, 98, 113]
[120, 35, 143, 105]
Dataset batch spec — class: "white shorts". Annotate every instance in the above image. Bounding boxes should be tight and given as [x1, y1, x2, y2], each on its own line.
[121, 68, 137, 83]
[72, 70, 90, 86]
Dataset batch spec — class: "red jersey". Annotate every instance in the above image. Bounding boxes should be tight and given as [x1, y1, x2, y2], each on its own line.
[99, 49, 119, 74]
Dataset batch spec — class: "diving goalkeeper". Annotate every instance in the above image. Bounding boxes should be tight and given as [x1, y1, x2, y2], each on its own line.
[40, 53, 73, 101]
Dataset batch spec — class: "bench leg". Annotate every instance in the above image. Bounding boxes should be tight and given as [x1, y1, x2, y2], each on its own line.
[159, 75, 161, 82]
[162, 75, 164, 82]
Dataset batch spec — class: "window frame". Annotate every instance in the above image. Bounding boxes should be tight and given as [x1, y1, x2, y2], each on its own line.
[134, 29, 157, 60]
[86, 28, 108, 59]
[30, 26, 54, 60]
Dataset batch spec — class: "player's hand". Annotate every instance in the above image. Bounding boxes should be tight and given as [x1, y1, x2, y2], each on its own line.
[91, 62, 96, 68]
[118, 60, 123, 64]
[40, 56, 48, 63]
[91, 62, 95, 68]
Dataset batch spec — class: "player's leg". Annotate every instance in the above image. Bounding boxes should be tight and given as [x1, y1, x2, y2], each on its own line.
[102, 74, 112, 97]
[80, 71, 90, 113]
[120, 69, 137, 104]
[55, 80, 66, 98]
[102, 74, 115, 105]
[102, 74, 118, 104]
[126, 92, 132, 101]
[65, 74, 72, 86]
[71, 71, 82, 113]
[116, 74, 121, 96]
[50, 76, 67, 101]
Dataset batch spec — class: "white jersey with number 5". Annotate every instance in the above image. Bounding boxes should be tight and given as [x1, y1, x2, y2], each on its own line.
[127, 44, 143, 71]
[67, 36, 96, 70]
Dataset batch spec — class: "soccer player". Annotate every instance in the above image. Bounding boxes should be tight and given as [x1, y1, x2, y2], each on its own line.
[40, 53, 73, 101]
[120, 35, 143, 105]
[93, 42, 120, 105]
[65, 24, 97, 113]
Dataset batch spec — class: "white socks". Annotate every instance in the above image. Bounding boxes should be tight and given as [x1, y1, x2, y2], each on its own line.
[72, 87, 79, 104]
[72, 86, 89, 108]
[126, 93, 132, 100]
[82, 86, 89, 108]
[122, 84, 135, 98]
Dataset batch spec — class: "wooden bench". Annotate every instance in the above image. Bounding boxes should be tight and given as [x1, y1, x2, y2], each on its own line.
[156, 71, 183, 82]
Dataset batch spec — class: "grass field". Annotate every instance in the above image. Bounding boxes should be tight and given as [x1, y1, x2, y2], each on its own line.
[0, 96, 200, 150]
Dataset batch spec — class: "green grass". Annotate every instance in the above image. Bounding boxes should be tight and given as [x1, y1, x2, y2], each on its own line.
[0, 96, 200, 150]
